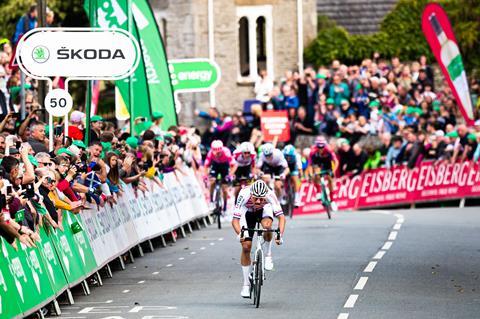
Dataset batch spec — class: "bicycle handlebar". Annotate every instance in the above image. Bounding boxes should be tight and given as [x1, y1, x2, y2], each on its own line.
[240, 226, 281, 241]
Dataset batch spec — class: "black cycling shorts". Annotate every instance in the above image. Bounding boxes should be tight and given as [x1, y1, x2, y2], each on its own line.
[243, 209, 273, 241]
[261, 163, 285, 177]
[209, 162, 230, 181]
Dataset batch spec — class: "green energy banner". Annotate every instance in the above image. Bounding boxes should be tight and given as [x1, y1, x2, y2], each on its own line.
[84, 0, 177, 130]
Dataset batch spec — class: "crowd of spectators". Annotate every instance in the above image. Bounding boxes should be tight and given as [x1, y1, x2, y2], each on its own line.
[200, 55, 480, 177]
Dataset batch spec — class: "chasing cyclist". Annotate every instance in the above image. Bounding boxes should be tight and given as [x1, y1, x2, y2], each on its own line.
[282, 144, 303, 207]
[232, 180, 285, 298]
[306, 136, 339, 211]
[204, 140, 236, 213]
[231, 142, 256, 200]
[256, 143, 289, 202]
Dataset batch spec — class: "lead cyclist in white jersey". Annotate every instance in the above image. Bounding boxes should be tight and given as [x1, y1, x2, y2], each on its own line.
[232, 180, 286, 298]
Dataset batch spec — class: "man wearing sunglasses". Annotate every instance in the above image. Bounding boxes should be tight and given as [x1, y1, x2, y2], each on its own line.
[307, 136, 339, 211]
[232, 180, 285, 298]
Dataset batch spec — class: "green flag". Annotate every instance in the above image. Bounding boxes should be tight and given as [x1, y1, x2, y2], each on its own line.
[132, 0, 178, 129]
[83, 0, 177, 131]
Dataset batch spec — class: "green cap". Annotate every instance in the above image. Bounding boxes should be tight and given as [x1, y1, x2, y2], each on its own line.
[341, 99, 349, 105]
[101, 142, 112, 151]
[91, 115, 103, 122]
[126, 136, 139, 148]
[445, 131, 459, 138]
[28, 154, 38, 167]
[326, 98, 335, 105]
[152, 111, 164, 120]
[57, 148, 74, 157]
[369, 100, 380, 108]
[467, 133, 477, 141]
[72, 140, 87, 149]
[316, 73, 326, 80]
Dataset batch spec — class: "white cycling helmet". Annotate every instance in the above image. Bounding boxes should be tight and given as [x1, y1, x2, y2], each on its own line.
[262, 143, 274, 156]
[251, 180, 269, 198]
[211, 140, 223, 151]
[239, 142, 253, 153]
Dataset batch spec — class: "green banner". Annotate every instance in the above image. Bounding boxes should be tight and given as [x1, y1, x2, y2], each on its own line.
[132, 0, 178, 129]
[169, 59, 221, 92]
[0, 239, 23, 319]
[84, 0, 177, 131]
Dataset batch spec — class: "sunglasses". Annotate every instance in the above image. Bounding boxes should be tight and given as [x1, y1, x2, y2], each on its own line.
[40, 162, 52, 166]
[45, 177, 55, 184]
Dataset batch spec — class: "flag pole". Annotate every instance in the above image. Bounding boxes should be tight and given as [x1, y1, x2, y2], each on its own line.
[128, 0, 134, 135]
[84, 0, 94, 146]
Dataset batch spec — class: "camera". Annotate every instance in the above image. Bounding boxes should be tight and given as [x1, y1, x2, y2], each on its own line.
[22, 183, 35, 199]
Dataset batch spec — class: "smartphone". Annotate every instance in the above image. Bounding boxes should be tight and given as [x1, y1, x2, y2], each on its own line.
[54, 126, 63, 136]
[6, 186, 12, 194]
[15, 141, 21, 149]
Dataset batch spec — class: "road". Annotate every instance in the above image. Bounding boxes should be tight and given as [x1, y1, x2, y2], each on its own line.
[49, 207, 480, 319]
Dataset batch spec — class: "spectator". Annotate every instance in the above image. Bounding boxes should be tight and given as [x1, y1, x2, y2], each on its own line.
[27, 122, 48, 154]
[89, 115, 103, 143]
[254, 69, 274, 105]
[329, 74, 350, 107]
[12, 5, 38, 44]
[350, 143, 368, 175]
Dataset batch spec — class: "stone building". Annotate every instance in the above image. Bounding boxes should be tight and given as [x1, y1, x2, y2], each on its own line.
[151, 0, 317, 125]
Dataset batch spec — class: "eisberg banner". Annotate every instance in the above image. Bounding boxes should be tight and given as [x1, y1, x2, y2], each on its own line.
[421, 3, 475, 126]
[295, 161, 480, 215]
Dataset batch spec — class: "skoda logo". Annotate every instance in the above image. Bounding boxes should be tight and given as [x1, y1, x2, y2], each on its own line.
[32, 45, 50, 63]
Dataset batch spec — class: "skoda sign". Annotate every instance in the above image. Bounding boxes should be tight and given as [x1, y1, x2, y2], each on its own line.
[16, 28, 140, 80]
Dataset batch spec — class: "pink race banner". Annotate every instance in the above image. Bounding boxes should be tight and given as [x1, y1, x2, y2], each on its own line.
[294, 161, 480, 215]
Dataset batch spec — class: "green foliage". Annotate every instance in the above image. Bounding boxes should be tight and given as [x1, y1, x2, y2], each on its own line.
[305, 0, 479, 72]
[0, 0, 88, 40]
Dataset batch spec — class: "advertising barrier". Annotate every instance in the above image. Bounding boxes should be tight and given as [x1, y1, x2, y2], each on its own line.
[295, 161, 480, 215]
[0, 167, 211, 318]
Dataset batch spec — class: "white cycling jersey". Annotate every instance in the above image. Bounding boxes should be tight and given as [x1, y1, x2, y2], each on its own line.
[233, 186, 283, 220]
[256, 149, 288, 169]
[233, 149, 256, 167]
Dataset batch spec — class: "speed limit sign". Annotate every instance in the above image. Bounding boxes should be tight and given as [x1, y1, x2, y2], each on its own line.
[44, 89, 73, 117]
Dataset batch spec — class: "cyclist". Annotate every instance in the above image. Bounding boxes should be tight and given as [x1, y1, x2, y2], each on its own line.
[231, 142, 256, 200]
[256, 143, 289, 202]
[282, 144, 303, 207]
[306, 136, 339, 211]
[204, 140, 236, 212]
[232, 180, 285, 298]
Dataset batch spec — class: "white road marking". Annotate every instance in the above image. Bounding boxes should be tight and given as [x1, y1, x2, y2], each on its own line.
[364, 261, 377, 273]
[388, 231, 398, 240]
[190, 251, 196, 255]
[373, 251, 386, 260]
[152, 271, 160, 275]
[344, 294, 359, 308]
[210, 242, 215, 246]
[138, 280, 145, 284]
[122, 290, 130, 293]
[337, 313, 349, 319]
[397, 218, 405, 223]
[129, 305, 177, 312]
[178, 257, 185, 261]
[354, 277, 369, 290]
[382, 241, 393, 250]
[200, 247, 206, 250]
[166, 264, 173, 267]
[218, 237, 224, 241]
[105, 300, 113, 304]
[393, 223, 402, 230]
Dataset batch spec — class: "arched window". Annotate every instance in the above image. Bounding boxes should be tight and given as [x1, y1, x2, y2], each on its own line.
[238, 17, 250, 77]
[236, 6, 273, 82]
[256, 17, 266, 72]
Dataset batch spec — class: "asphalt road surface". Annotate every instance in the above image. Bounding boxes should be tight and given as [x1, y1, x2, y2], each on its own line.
[49, 207, 480, 319]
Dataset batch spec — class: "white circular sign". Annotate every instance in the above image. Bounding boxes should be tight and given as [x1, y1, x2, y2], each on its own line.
[44, 89, 73, 117]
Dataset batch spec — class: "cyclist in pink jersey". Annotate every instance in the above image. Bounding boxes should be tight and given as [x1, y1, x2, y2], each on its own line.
[204, 140, 236, 212]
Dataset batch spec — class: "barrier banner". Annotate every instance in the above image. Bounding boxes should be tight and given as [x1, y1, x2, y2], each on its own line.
[0, 239, 23, 319]
[49, 211, 98, 286]
[2, 236, 57, 317]
[295, 162, 480, 215]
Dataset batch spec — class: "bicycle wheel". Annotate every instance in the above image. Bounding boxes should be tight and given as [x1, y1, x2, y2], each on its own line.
[213, 185, 222, 229]
[287, 180, 295, 218]
[255, 249, 263, 308]
[322, 186, 331, 219]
